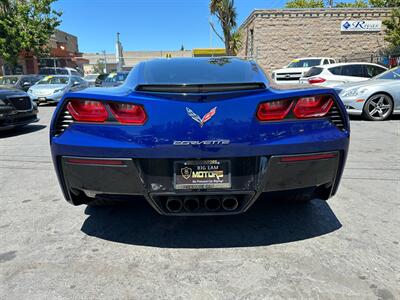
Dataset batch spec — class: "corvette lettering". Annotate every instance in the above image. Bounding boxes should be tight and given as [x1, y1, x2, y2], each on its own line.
[173, 140, 230, 145]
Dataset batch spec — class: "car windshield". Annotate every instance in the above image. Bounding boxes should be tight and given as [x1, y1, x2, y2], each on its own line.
[84, 74, 98, 80]
[37, 76, 69, 85]
[287, 59, 321, 68]
[0, 76, 19, 85]
[104, 73, 128, 82]
[374, 67, 400, 80]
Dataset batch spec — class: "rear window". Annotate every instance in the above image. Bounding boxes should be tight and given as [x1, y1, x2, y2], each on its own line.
[304, 67, 323, 78]
[140, 58, 261, 84]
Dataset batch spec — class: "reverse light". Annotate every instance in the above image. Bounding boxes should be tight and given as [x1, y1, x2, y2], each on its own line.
[109, 103, 147, 124]
[256, 99, 293, 121]
[67, 99, 108, 122]
[308, 77, 326, 84]
[293, 96, 333, 118]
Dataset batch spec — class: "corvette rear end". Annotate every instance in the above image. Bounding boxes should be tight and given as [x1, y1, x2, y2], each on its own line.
[50, 58, 349, 216]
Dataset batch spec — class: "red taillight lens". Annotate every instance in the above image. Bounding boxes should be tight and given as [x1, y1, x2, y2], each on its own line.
[109, 103, 147, 124]
[67, 99, 108, 122]
[308, 77, 326, 84]
[256, 100, 293, 121]
[293, 96, 333, 118]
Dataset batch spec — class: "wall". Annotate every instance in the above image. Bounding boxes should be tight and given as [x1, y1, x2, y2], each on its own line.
[239, 8, 392, 73]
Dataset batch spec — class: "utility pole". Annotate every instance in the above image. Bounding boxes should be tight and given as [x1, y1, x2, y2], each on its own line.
[102, 50, 107, 73]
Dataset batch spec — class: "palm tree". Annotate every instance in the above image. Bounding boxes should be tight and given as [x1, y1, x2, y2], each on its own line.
[210, 0, 238, 55]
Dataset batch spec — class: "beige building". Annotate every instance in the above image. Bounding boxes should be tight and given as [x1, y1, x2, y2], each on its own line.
[82, 50, 193, 74]
[238, 8, 392, 73]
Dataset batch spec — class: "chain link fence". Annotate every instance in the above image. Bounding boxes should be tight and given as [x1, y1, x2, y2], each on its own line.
[338, 47, 400, 68]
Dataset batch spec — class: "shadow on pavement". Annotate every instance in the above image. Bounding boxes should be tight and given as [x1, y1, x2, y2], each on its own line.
[81, 195, 342, 248]
[0, 124, 46, 138]
[349, 114, 400, 121]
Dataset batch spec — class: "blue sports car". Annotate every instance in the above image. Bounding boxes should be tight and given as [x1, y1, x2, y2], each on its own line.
[50, 57, 350, 215]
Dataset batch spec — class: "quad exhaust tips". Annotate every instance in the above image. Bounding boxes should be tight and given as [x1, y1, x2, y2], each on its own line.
[204, 196, 221, 211]
[183, 196, 200, 212]
[166, 197, 183, 213]
[222, 196, 239, 211]
[165, 195, 240, 213]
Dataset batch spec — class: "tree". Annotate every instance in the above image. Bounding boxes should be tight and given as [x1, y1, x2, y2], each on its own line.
[180, 45, 185, 51]
[370, 0, 400, 48]
[0, 0, 61, 73]
[210, 0, 238, 55]
[369, 0, 400, 7]
[285, 0, 324, 8]
[93, 59, 106, 74]
[335, 0, 368, 7]
[383, 8, 400, 48]
[285, 0, 369, 7]
[229, 29, 243, 55]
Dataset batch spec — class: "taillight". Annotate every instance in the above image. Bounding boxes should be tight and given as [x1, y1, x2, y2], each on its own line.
[293, 96, 333, 118]
[308, 77, 326, 84]
[256, 100, 293, 121]
[67, 99, 108, 122]
[109, 103, 147, 124]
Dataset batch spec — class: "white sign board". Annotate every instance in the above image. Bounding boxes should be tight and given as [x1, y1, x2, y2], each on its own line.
[341, 20, 381, 32]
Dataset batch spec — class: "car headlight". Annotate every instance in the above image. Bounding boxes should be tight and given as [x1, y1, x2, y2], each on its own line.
[341, 88, 368, 98]
[53, 88, 66, 94]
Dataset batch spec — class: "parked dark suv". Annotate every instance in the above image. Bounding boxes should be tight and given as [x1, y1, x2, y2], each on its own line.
[0, 88, 39, 130]
[0, 75, 42, 91]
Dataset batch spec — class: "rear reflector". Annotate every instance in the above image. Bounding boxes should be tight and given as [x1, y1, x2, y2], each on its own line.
[280, 153, 337, 162]
[65, 158, 125, 166]
[308, 77, 326, 84]
[109, 103, 147, 124]
[293, 96, 333, 118]
[256, 99, 293, 121]
[67, 99, 108, 122]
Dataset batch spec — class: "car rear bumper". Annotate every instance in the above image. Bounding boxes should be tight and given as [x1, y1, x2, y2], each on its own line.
[56, 151, 344, 215]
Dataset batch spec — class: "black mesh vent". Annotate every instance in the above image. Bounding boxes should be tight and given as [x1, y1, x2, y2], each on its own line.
[328, 102, 346, 131]
[54, 108, 74, 136]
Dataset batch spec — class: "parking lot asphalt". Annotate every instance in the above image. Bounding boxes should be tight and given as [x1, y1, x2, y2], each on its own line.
[0, 106, 399, 299]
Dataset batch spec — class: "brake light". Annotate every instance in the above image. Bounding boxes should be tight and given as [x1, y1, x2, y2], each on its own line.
[308, 77, 326, 84]
[109, 103, 147, 124]
[67, 99, 108, 122]
[293, 96, 333, 118]
[256, 100, 293, 121]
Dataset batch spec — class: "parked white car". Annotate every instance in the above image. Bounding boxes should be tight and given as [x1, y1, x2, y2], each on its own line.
[272, 57, 336, 84]
[299, 62, 388, 87]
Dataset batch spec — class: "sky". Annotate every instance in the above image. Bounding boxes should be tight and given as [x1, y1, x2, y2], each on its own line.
[52, 0, 288, 53]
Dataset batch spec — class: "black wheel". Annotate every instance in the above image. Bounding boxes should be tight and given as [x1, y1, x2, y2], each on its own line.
[362, 94, 393, 121]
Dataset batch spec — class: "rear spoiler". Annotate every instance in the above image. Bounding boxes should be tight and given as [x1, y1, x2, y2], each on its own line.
[135, 82, 266, 94]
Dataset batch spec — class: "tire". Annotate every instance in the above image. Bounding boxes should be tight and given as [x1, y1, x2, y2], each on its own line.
[362, 93, 393, 121]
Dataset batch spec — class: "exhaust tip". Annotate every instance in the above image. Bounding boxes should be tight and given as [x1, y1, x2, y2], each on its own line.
[183, 196, 200, 212]
[166, 197, 183, 213]
[222, 196, 239, 211]
[204, 196, 221, 211]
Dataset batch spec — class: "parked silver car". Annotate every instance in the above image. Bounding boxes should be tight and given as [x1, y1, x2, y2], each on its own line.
[338, 67, 400, 121]
[27, 75, 89, 104]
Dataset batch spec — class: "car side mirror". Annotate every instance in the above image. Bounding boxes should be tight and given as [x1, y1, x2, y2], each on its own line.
[72, 81, 80, 87]
[22, 81, 30, 87]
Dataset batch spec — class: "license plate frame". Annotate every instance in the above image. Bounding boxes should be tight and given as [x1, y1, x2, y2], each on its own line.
[174, 159, 231, 190]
